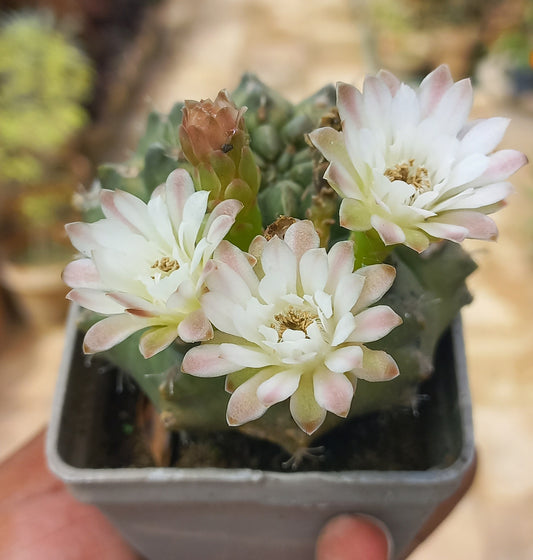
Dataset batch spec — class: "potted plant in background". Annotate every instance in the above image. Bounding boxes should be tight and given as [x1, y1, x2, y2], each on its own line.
[47, 65, 526, 559]
[0, 11, 93, 328]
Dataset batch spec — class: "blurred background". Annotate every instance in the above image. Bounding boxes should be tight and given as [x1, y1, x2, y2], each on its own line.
[0, 0, 532, 558]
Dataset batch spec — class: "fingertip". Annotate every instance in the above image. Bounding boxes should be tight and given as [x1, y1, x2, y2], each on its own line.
[315, 514, 393, 560]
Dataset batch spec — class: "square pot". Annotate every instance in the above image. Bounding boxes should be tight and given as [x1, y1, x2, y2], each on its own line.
[46, 305, 475, 560]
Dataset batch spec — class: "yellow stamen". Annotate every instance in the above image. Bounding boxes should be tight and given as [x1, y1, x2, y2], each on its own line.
[152, 257, 180, 273]
[272, 306, 318, 341]
[384, 159, 431, 199]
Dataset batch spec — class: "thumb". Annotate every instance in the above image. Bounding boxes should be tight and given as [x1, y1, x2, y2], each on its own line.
[315, 514, 393, 560]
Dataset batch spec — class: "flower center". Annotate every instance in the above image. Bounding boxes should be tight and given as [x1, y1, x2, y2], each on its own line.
[152, 257, 180, 274]
[384, 159, 431, 200]
[272, 306, 318, 341]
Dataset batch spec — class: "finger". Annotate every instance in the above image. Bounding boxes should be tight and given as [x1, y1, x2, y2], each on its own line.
[315, 514, 392, 560]
[0, 430, 140, 560]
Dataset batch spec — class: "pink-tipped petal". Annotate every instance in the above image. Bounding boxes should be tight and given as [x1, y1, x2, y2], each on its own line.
[205, 259, 252, 304]
[214, 240, 259, 294]
[324, 162, 362, 199]
[377, 69, 401, 95]
[140, 326, 178, 358]
[165, 168, 196, 227]
[226, 371, 271, 426]
[257, 369, 301, 406]
[419, 64, 454, 118]
[205, 199, 243, 230]
[431, 78, 473, 136]
[358, 347, 400, 381]
[83, 314, 148, 354]
[220, 343, 273, 368]
[363, 76, 393, 129]
[177, 309, 213, 343]
[66, 288, 124, 314]
[205, 214, 234, 246]
[370, 214, 406, 246]
[353, 264, 396, 313]
[106, 292, 160, 316]
[200, 292, 240, 336]
[182, 344, 240, 377]
[100, 190, 139, 232]
[470, 149, 528, 187]
[283, 220, 320, 261]
[62, 258, 101, 289]
[313, 368, 354, 417]
[308, 127, 354, 173]
[418, 221, 469, 242]
[65, 222, 97, 256]
[289, 376, 326, 435]
[337, 81, 364, 128]
[436, 210, 498, 240]
[326, 240, 355, 292]
[350, 306, 402, 343]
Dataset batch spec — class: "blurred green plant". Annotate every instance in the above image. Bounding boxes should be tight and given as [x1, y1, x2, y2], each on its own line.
[0, 10, 93, 185]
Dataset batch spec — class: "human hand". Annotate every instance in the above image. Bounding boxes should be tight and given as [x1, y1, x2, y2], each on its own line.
[315, 514, 392, 560]
[0, 430, 140, 560]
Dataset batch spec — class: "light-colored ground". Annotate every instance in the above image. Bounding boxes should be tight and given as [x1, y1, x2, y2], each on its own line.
[1, 1, 532, 558]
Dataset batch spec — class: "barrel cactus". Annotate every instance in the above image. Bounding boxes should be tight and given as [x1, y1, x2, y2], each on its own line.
[67, 66, 525, 461]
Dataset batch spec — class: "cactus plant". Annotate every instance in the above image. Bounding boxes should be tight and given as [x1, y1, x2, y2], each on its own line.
[65, 66, 526, 462]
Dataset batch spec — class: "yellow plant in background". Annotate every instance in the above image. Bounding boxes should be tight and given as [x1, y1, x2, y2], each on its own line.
[0, 11, 93, 185]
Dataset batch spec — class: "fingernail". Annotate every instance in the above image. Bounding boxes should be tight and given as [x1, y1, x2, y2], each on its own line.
[315, 514, 394, 560]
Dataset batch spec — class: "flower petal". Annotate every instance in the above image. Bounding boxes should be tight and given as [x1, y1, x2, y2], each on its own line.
[165, 168, 196, 228]
[289, 375, 326, 435]
[331, 312, 357, 346]
[83, 314, 148, 354]
[324, 345, 363, 374]
[313, 367, 354, 417]
[257, 369, 302, 406]
[66, 288, 124, 314]
[182, 344, 240, 377]
[435, 210, 498, 240]
[370, 214, 406, 245]
[350, 305, 402, 343]
[226, 370, 272, 426]
[358, 347, 400, 381]
[418, 64, 454, 118]
[62, 258, 101, 289]
[418, 221, 469, 242]
[299, 248, 328, 295]
[201, 292, 240, 336]
[469, 149, 528, 187]
[283, 220, 320, 261]
[220, 343, 273, 368]
[325, 240, 355, 292]
[177, 309, 213, 343]
[339, 198, 372, 231]
[353, 264, 396, 313]
[140, 326, 178, 358]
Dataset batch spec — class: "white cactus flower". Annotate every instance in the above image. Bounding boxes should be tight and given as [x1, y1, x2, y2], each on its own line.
[182, 220, 402, 434]
[63, 168, 242, 358]
[309, 65, 528, 252]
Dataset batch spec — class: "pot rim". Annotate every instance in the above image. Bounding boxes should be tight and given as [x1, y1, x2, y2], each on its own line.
[46, 304, 475, 505]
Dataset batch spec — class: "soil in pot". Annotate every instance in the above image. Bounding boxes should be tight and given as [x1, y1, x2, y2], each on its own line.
[56, 327, 463, 473]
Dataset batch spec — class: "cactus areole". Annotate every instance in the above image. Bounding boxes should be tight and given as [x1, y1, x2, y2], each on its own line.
[62, 66, 526, 462]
